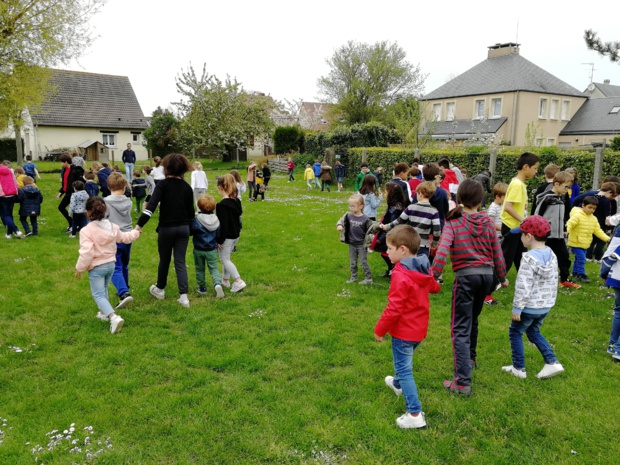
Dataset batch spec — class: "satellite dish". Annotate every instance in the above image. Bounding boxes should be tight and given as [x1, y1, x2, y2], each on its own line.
[587, 83, 596, 92]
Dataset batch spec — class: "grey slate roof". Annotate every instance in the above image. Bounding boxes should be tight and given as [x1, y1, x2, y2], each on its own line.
[421, 54, 585, 100]
[592, 82, 620, 97]
[560, 97, 620, 135]
[32, 70, 148, 130]
[422, 118, 507, 139]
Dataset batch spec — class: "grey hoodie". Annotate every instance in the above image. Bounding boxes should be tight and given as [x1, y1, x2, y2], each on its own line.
[104, 195, 133, 232]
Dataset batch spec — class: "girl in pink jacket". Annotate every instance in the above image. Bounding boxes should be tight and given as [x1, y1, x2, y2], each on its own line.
[75, 197, 141, 333]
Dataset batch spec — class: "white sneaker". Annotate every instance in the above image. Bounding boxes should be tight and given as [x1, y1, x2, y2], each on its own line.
[502, 365, 527, 379]
[214, 285, 225, 298]
[110, 315, 124, 334]
[221, 279, 231, 288]
[396, 412, 426, 429]
[384, 376, 403, 396]
[177, 294, 190, 308]
[5, 234, 11, 239]
[231, 279, 246, 293]
[149, 285, 165, 300]
[15, 231, 24, 239]
[536, 362, 564, 379]
[95, 311, 109, 322]
[359, 278, 373, 285]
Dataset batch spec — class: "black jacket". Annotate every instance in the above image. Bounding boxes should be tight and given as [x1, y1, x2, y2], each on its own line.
[216, 198, 243, 243]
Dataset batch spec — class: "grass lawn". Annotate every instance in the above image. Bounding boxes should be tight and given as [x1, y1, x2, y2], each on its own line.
[1, 169, 619, 464]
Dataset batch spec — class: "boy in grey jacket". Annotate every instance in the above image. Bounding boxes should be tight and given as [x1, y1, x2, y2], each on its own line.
[502, 215, 565, 380]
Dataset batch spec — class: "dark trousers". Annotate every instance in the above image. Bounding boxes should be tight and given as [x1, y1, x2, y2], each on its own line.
[19, 215, 38, 234]
[157, 225, 190, 294]
[321, 180, 331, 192]
[501, 224, 525, 272]
[58, 194, 72, 227]
[547, 238, 571, 282]
[587, 236, 606, 260]
[450, 273, 494, 387]
[71, 213, 87, 235]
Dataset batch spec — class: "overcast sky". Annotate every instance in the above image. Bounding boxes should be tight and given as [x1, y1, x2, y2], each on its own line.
[68, 0, 620, 117]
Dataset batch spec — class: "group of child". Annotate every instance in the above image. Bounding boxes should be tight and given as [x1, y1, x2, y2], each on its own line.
[303, 160, 334, 192]
[336, 153, 620, 429]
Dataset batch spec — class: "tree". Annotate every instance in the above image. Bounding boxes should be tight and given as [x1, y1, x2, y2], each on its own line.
[317, 40, 426, 125]
[142, 107, 181, 158]
[384, 97, 432, 149]
[584, 29, 620, 63]
[175, 64, 275, 157]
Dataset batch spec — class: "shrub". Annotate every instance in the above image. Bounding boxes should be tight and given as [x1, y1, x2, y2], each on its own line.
[611, 136, 620, 152]
[274, 126, 303, 155]
[0, 138, 22, 162]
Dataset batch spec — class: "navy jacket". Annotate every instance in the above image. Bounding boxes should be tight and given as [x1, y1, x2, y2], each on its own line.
[18, 185, 43, 216]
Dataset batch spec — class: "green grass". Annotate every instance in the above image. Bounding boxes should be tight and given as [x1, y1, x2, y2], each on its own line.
[1, 172, 619, 464]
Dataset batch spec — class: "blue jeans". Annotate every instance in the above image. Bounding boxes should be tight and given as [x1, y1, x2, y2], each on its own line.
[0, 195, 19, 234]
[610, 289, 620, 351]
[572, 247, 586, 275]
[391, 337, 422, 414]
[88, 261, 115, 316]
[125, 163, 134, 182]
[508, 311, 557, 369]
[111, 242, 132, 297]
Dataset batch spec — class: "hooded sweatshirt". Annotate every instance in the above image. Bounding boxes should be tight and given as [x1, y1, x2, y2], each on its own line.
[104, 195, 134, 232]
[193, 212, 220, 251]
[431, 211, 506, 282]
[18, 184, 43, 216]
[600, 228, 620, 288]
[0, 165, 19, 197]
[374, 255, 441, 342]
[512, 247, 558, 315]
[215, 197, 243, 243]
[75, 219, 140, 272]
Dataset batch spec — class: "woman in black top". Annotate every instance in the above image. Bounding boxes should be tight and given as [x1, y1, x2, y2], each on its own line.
[136, 153, 195, 308]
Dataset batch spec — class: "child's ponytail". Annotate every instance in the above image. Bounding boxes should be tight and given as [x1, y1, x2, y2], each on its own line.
[446, 179, 484, 221]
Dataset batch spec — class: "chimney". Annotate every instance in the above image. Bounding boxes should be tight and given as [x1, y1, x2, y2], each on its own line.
[604, 79, 611, 85]
[488, 42, 520, 58]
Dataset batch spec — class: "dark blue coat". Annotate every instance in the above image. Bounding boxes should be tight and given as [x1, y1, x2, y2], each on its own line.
[18, 185, 43, 216]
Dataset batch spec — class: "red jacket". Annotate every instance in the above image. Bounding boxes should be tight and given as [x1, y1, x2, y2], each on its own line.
[374, 261, 440, 342]
[440, 168, 459, 193]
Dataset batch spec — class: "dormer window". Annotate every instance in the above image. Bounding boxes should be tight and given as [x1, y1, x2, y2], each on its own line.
[610, 106, 620, 114]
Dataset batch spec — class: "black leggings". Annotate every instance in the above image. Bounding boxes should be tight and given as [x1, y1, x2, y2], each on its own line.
[157, 225, 190, 294]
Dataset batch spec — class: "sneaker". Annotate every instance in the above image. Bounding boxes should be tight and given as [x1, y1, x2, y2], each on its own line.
[69, 235, 76, 238]
[214, 284, 225, 298]
[177, 294, 190, 308]
[346, 278, 357, 284]
[197, 287, 208, 295]
[115, 292, 133, 310]
[384, 376, 402, 396]
[607, 344, 615, 355]
[95, 311, 109, 322]
[612, 350, 620, 361]
[25, 231, 33, 237]
[396, 412, 426, 429]
[359, 278, 373, 285]
[5, 234, 11, 239]
[536, 362, 565, 379]
[560, 280, 582, 289]
[573, 274, 590, 283]
[221, 279, 231, 288]
[484, 296, 498, 305]
[64, 226, 72, 233]
[149, 285, 165, 300]
[443, 380, 472, 396]
[501, 365, 527, 379]
[110, 314, 124, 334]
[231, 279, 247, 293]
[437, 276, 444, 284]
[15, 231, 24, 239]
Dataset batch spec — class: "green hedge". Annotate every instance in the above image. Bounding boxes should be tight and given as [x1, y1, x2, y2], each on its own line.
[0, 138, 22, 162]
[274, 126, 304, 155]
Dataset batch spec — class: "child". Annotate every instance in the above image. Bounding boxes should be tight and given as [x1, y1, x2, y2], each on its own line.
[57, 154, 85, 232]
[320, 162, 332, 192]
[191, 161, 209, 206]
[530, 163, 559, 214]
[483, 182, 508, 305]
[75, 197, 141, 334]
[105, 173, 137, 309]
[312, 160, 322, 189]
[354, 163, 373, 192]
[68, 181, 89, 238]
[335, 161, 346, 192]
[246, 162, 258, 199]
[23, 155, 41, 180]
[391, 163, 412, 204]
[412, 163, 449, 231]
[567, 196, 610, 283]
[143, 165, 155, 202]
[261, 162, 271, 188]
[382, 181, 441, 257]
[337, 194, 375, 285]
[215, 174, 246, 293]
[91, 162, 111, 197]
[84, 171, 100, 197]
[374, 225, 441, 429]
[1, 163, 24, 239]
[373, 182, 406, 277]
[131, 171, 147, 213]
[304, 164, 316, 190]
[230, 170, 247, 199]
[431, 179, 508, 396]
[501, 215, 565, 379]
[152, 156, 165, 186]
[193, 194, 225, 298]
[407, 167, 422, 194]
[600, 227, 620, 360]
[287, 157, 295, 182]
[17, 176, 43, 236]
[374, 166, 384, 188]
[14, 167, 27, 188]
[359, 174, 382, 220]
[136, 153, 195, 308]
[535, 171, 580, 289]
[565, 167, 580, 205]
[437, 158, 459, 200]
[500, 152, 540, 272]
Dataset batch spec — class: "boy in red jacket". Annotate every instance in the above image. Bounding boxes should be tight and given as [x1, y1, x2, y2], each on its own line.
[374, 225, 441, 429]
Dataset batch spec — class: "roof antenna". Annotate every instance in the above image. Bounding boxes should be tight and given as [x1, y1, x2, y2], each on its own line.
[515, 19, 519, 44]
[581, 63, 595, 83]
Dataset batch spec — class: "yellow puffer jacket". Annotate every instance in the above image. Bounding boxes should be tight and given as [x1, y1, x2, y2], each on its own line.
[566, 207, 610, 248]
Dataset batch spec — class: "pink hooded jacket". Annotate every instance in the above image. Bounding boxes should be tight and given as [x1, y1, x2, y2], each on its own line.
[0, 166, 18, 197]
[75, 219, 140, 272]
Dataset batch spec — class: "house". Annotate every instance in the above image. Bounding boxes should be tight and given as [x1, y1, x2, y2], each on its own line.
[420, 43, 588, 147]
[299, 102, 333, 131]
[583, 80, 620, 99]
[559, 97, 620, 146]
[22, 69, 149, 161]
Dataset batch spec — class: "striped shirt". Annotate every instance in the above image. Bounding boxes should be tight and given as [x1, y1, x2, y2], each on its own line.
[431, 211, 506, 281]
[386, 201, 441, 248]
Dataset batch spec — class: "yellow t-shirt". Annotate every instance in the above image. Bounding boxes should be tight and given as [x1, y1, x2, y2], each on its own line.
[500, 177, 527, 229]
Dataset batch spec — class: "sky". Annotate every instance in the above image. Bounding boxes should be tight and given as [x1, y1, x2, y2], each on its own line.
[67, 0, 620, 117]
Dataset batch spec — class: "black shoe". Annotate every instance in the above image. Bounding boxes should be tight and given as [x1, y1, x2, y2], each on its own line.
[574, 274, 590, 283]
[64, 226, 72, 233]
[115, 292, 134, 310]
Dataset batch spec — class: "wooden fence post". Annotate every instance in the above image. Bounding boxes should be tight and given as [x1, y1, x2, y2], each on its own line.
[362, 148, 367, 164]
[488, 148, 497, 184]
[592, 146, 604, 190]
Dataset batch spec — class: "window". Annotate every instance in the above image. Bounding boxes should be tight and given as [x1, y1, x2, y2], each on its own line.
[561, 100, 570, 120]
[491, 98, 501, 118]
[535, 138, 544, 147]
[102, 133, 117, 148]
[538, 98, 548, 119]
[433, 103, 442, 121]
[550, 99, 559, 119]
[474, 99, 485, 119]
[446, 102, 455, 121]
[546, 138, 556, 146]
[610, 106, 620, 114]
[132, 133, 140, 143]
[559, 142, 572, 147]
